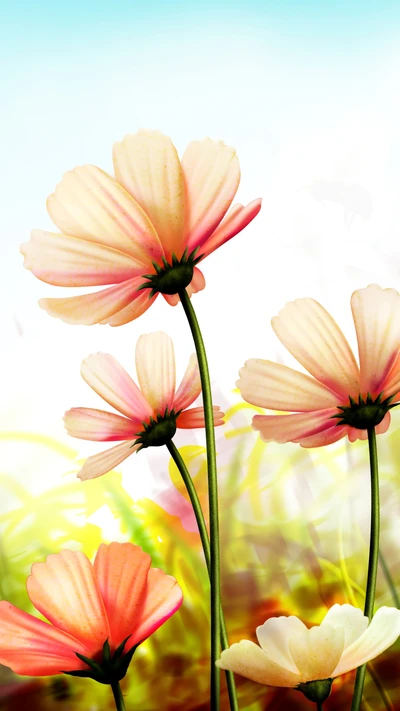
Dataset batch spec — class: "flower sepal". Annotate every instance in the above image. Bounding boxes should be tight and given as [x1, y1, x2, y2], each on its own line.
[133, 408, 180, 451]
[64, 637, 139, 685]
[296, 678, 333, 704]
[331, 392, 397, 430]
[137, 247, 203, 297]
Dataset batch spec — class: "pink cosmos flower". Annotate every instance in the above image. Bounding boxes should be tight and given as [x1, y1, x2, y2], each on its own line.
[0, 542, 182, 676]
[21, 129, 262, 326]
[64, 331, 224, 480]
[237, 284, 400, 447]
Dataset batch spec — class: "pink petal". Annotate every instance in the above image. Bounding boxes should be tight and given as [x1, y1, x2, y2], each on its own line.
[173, 354, 201, 411]
[199, 199, 262, 258]
[99, 288, 158, 326]
[39, 276, 148, 325]
[46, 164, 163, 264]
[64, 408, 141, 441]
[237, 359, 340, 411]
[125, 567, 183, 650]
[347, 411, 391, 443]
[181, 138, 240, 252]
[113, 130, 185, 259]
[81, 353, 153, 421]
[176, 405, 225, 428]
[21, 231, 144, 286]
[252, 408, 344, 446]
[351, 284, 400, 396]
[27, 550, 110, 652]
[93, 542, 151, 650]
[162, 267, 205, 306]
[272, 297, 360, 400]
[135, 332, 176, 413]
[297, 423, 350, 448]
[0, 602, 93, 676]
[77, 441, 138, 481]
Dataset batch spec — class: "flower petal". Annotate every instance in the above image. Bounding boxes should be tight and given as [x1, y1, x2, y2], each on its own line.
[64, 408, 141, 441]
[176, 406, 225, 428]
[113, 130, 185, 258]
[21, 230, 144, 287]
[200, 199, 262, 258]
[321, 605, 368, 651]
[237, 360, 340, 412]
[124, 567, 183, 650]
[98, 288, 157, 326]
[182, 138, 240, 252]
[272, 298, 360, 400]
[297, 422, 350, 448]
[216, 639, 302, 687]
[256, 616, 308, 674]
[351, 284, 400, 395]
[46, 165, 163, 264]
[39, 276, 147, 325]
[347, 412, 391, 443]
[81, 353, 153, 421]
[332, 607, 400, 677]
[93, 542, 151, 650]
[77, 441, 137, 481]
[0, 602, 92, 675]
[27, 550, 110, 652]
[289, 623, 345, 681]
[252, 409, 344, 446]
[135, 332, 176, 413]
[173, 354, 201, 411]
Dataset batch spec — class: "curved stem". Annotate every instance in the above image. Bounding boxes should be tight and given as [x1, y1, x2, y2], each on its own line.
[111, 680, 126, 711]
[379, 550, 400, 609]
[166, 440, 238, 711]
[178, 289, 220, 710]
[350, 427, 380, 711]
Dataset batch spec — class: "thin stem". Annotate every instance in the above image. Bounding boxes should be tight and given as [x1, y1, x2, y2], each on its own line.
[111, 680, 126, 711]
[316, 703, 323, 711]
[379, 550, 400, 608]
[166, 440, 239, 711]
[178, 289, 220, 710]
[350, 427, 380, 711]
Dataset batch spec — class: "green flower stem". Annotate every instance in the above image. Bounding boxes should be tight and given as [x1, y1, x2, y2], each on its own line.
[351, 427, 380, 711]
[166, 440, 238, 711]
[178, 288, 220, 710]
[379, 550, 400, 608]
[111, 680, 126, 711]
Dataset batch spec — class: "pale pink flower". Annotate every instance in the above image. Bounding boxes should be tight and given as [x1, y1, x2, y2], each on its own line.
[21, 130, 261, 325]
[0, 542, 182, 676]
[64, 331, 224, 480]
[237, 284, 400, 447]
[216, 604, 400, 689]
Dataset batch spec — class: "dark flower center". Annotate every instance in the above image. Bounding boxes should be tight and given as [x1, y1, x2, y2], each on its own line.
[137, 247, 203, 297]
[64, 637, 139, 684]
[134, 408, 179, 451]
[297, 678, 333, 704]
[332, 392, 397, 430]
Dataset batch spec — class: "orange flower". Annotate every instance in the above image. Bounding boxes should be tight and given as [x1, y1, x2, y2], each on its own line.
[0, 543, 182, 676]
[237, 284, 400, 447]
[21, 130, 261, 326]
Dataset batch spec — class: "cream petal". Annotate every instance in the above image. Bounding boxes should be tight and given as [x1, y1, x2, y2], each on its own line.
[173, 354, 201, 411]
[351, 284, 400, 395]
[176, 406, 224, 428]
[237, 360, 340, 411]
[77, 441, 138, 481]
[182, 138, 240, 252]
[0, 602, 93, 675]
[21, 230, 144, 286]
[272, 298, 360, 400]
[63, 408, 141, 441]
[135, 332, 176, 413]
[27, 550, 110, 651]
[113, 130, 185, 258]
[39, 276, 146, 325]
[81, 353, 153, 421]
[99, 288, 158, 326]
[256, 616, 307, 674]
[216, 640, 302, 687]
[289, 623, 345, 681]
[320, 605, 368, 651]
[47, 164, 163, 263]
[200, 199, 262, 258]
[332, 607, 400, 677]
[252, 409, 342, 445]
[93, 542, 151, 650]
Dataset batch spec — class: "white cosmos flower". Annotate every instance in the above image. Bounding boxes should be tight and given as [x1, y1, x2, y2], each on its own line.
[216, 604, 400, 687]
